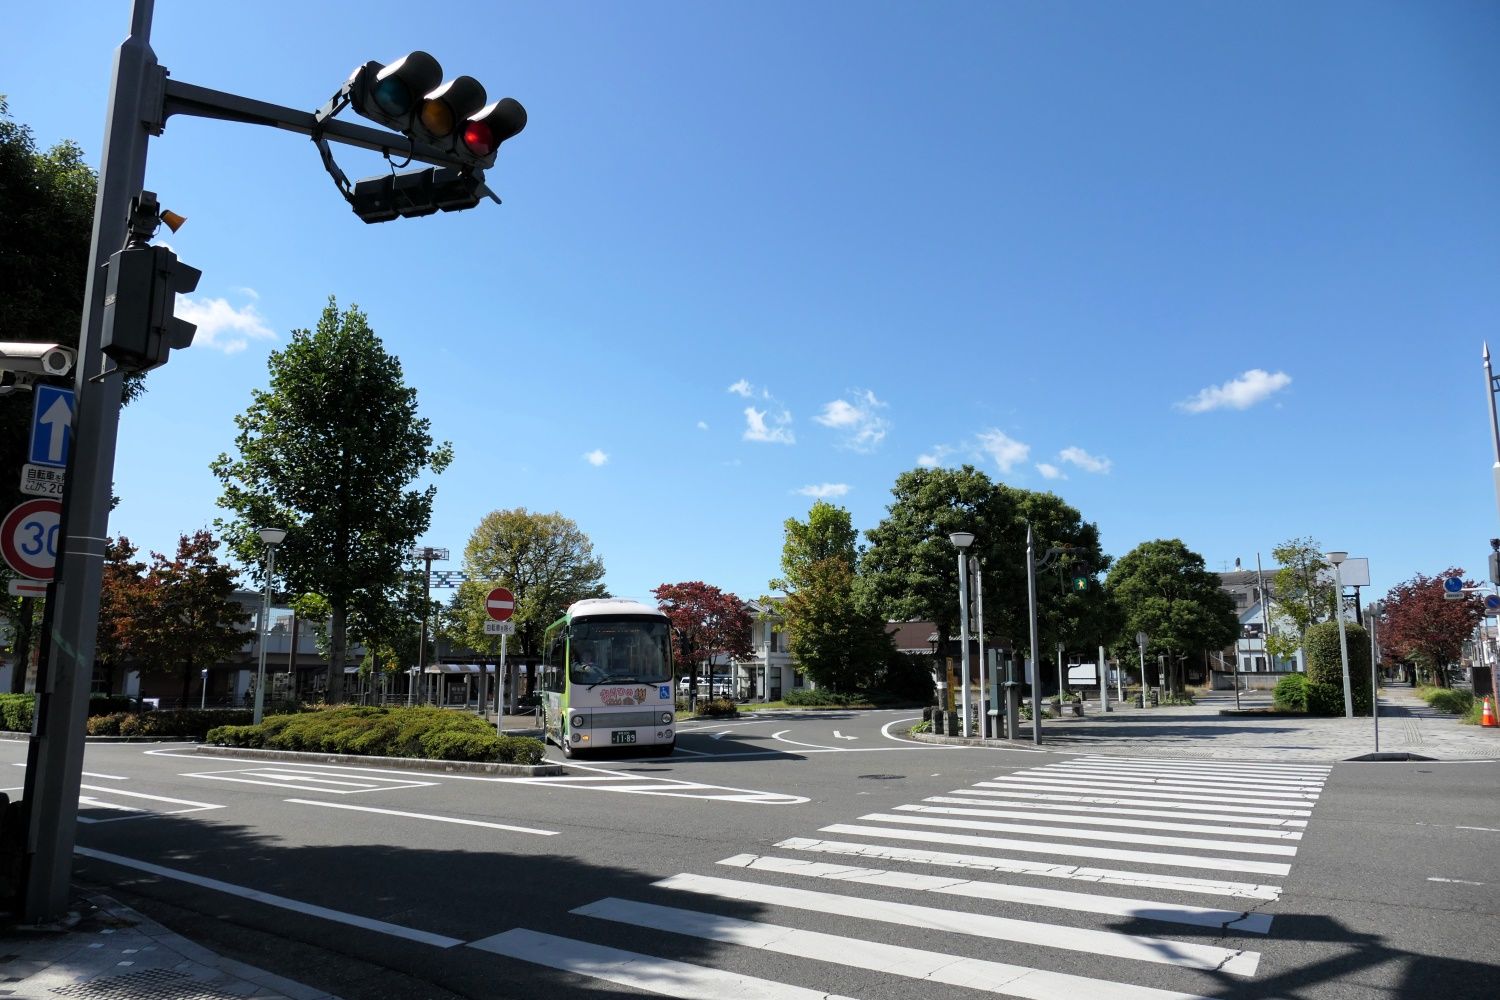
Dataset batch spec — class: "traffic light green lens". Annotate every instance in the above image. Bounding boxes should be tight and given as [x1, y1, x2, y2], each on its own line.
[420, 100, 456, 137]
[374, 78, 414, 116]
[463, 121, 495, 156]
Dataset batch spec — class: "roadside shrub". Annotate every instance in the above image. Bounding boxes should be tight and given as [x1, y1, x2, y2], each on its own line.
[693, 698, 738, 718]
[204, 706, 544, 763]
[0, 694, 36, 732]
[86, 713, 130, 736]
[1304, 621, 1372, 716]
[1273, 673, 1308, 712]
[781, 689, 875, 708]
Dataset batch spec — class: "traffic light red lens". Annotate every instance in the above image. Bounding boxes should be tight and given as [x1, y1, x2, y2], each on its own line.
[463, 121, 495, 156]
[374, 78, 414, 116]
[420, 100, 456, 137]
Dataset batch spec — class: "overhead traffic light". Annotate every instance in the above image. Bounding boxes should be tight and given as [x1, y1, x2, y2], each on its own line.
[346, 51, 526, 171]
[350, 167, 486, 223]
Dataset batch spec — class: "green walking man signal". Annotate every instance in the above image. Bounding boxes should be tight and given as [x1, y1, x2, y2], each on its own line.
[1071, 575, 1089, 592]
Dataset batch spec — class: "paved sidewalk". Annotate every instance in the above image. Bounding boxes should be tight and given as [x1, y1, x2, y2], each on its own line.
[933, 687, 1500, 761]
[0, 893, 339, 1000]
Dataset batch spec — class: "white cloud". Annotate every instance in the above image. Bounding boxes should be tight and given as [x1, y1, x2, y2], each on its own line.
[917, 445, 954, 468]
[727, 378, 755, 397]
[174, 296, 275, 354]
[814, 389, 890, 452]
[975, 429, 1030, 473]
[1177, 369, 1292, 413]
[696, 420, 709, 431]
[1059, 446, 1112, 474]
[796, 483, 850, 498]
[583, 449, 608, 466]
[1036, 462, 1067, 480]
[743, 406, 795, 444]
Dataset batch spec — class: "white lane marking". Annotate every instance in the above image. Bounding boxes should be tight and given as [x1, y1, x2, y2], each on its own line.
[950, 787, 1312, 817]
[975, 780, 1315, 809]
[76, 785, 224, 824]
[1075, 755, 1330, 773]
[820, 824, 1292, 876]
[925, 795, 1307, 828]
[860, 812, 1298, 856]
[717, 853, 1274, 934]
[577, 897, 1216, 1000]
[508, 770, 808, 805]
[710, 731, 732, 741]
[901, 803, 1302, 840]
[671, 746, 710, 756]
[283, 799, 558, 835]
[1044, 767, 1326, 791]
[775, 837, 1281, 901]
[1456, 826, 1500, 833]
[1006, 771, 1319, 800]
[181, 767, 435, 795]
[469, 928, 855, 1000]
[11, 762, 131, 781]
[878, 716, 979, 749]
[675, 719, 778, 732]
[74, 847, 463, 948]
[1040, 767, 1324, 793]
[831, 731, 857, 741]
[654, 873, 1261, 976]
[1428, 876, 1486, 885]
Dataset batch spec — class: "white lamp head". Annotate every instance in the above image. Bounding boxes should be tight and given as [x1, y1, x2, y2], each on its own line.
[949, 531, 976, 550]
[258, 527, 288, 546]
[1326, 551, 1347, 565]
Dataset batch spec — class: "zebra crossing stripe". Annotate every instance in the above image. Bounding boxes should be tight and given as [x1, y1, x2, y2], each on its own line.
[1004, 773, 1319, 801]
[716, 853, 1273, 933]
[774, 836, 1282, 900]
[820, 823, 1292, 876]
[974, 780, 1316, 809]
[575, 897, 1219, 1000]
[1052, 762, 1328, 784]
[950, 787, 1312, 817]
[900, 803, 1303, 840]
[1075, 755, 1330, 774]
[652, 873, 1261, 976]
[467, 928, 856, 1000]
[1038, 768, 1324, 793]
[858, 812, 1299, 856]
[926, 795, 1307, 827]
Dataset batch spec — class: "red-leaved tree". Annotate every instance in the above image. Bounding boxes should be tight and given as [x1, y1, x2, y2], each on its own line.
[1378, 568, 1483, 688]
[652, 581, 753, 699]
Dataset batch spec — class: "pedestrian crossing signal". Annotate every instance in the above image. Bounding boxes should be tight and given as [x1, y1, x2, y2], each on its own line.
[1071, 575, 1089, 592]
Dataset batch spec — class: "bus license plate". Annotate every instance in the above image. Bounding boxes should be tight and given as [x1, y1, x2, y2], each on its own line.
[611, 731, 637, 745]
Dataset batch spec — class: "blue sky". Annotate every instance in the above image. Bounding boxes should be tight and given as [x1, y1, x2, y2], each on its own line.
[5, 1, 1499, 608]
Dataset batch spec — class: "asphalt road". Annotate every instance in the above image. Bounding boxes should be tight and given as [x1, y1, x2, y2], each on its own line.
[5, 709, 1498, 999]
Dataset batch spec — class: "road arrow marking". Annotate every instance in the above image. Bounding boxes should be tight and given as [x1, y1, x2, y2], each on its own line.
[832, 731, 857, 741]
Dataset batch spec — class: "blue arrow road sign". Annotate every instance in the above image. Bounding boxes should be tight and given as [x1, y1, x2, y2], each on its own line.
[1486, 594, 1500, 613]
[29, 385, 74, 469]
[1443, 575, 1465, 594]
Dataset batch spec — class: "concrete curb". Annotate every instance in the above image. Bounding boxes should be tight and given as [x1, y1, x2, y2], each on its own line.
[192, 743, 568, 776]
[0, 731, 191, 743]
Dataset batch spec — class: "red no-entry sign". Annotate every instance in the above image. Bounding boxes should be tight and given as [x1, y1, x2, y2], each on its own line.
[486, 586, 515, 621]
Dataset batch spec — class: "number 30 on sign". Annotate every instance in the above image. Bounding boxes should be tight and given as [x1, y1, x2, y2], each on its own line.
[1, 498, 63, 582]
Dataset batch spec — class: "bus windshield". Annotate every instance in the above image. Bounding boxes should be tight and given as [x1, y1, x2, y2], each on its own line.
[569, 616, 671, 686]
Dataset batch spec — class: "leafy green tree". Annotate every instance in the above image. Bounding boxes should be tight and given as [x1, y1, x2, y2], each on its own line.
[861, 466, 1112, 667]
[132, 531, 251, 704]
[1304, 620, 1372, 715]
[1105, 538, 1238, 694]
[451, 508, 607, 660]
[211, 299, 452, 702]
[771, 501, 894, 693]
[1264, 537, 1335, 661]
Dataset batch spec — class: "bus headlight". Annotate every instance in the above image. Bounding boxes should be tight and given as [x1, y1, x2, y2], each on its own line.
[661, 712, 673, 725]
[571, 715, 585, 728]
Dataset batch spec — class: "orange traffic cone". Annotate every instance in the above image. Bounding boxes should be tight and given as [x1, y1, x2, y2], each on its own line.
[1483, 696, 1498, 728]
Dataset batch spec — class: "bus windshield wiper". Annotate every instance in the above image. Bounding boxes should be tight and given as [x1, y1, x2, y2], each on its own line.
[588, 675, 639, 690]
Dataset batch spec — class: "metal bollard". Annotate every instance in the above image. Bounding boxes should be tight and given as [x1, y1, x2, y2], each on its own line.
[1134, 692, 1144, 708]
[1150, 689, 1160, 708]
[931, 709, 945, 735]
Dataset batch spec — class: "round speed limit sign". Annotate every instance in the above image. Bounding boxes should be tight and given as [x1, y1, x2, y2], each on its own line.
[1, 498, 62, 581]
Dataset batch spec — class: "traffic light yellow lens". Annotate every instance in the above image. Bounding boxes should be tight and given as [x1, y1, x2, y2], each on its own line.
[420, 100, 456, 137]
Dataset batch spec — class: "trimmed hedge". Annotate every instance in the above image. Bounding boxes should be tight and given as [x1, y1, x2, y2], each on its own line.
[783, 689, 863, 707]
[692, 698, 738, 718]
[87, 709, 252, 740]
[1304, 620, 1372, 716]
[1273, 673, 1308, 712]
[0, 694, 35, 732]
[206, 706, 544, 765]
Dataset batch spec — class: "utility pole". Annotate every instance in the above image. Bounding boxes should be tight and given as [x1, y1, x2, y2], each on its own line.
[410, 546, 447, 706]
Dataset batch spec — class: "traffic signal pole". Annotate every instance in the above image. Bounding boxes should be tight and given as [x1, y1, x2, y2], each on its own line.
[20, 0, 158, 923]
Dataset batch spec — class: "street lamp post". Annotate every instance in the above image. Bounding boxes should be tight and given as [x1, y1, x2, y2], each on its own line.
[1026, 525, 1042, 744]
[1370, 600, 1384, 751]
[950, 532, 975, 738]
[252, 527, 286, 725]
[199, 668, 207, 710]
[970, 556, 989, 737]
[1327, 551, 1354, 718]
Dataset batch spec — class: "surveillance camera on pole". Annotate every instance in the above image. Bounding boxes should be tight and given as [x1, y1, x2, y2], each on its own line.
[0, 343, 77, 377]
